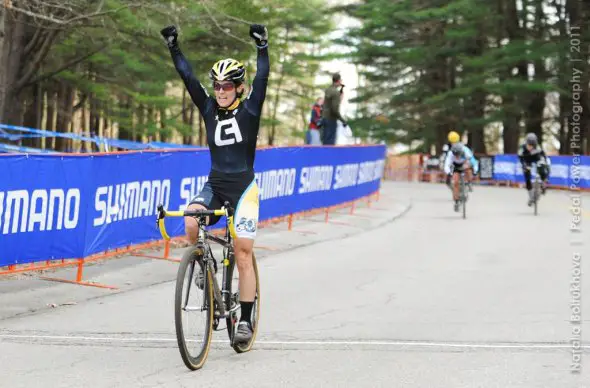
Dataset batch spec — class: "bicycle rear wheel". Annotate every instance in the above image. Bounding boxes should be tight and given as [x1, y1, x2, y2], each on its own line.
[175, 248, 214, 370]
[225, 252, 260, 354]
[533, 179, 539, 216]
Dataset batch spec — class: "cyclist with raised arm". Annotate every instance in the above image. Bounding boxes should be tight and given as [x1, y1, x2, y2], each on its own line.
[161, 23, 269, 345]
[518, 133, 551, 206]
[444, 142, 479, 212]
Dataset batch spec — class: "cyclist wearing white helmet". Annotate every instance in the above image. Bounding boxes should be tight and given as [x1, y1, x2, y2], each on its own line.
[161, 23, 269, 344]
[444, 142, 479, 212]
[518, 132, 550, 206]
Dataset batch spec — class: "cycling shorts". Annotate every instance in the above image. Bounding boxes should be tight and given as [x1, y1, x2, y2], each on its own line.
[452, 161, 468, 173]
[189, 171, 260, 240]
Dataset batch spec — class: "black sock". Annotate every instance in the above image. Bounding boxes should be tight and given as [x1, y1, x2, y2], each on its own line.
[240, 301, 254, 324]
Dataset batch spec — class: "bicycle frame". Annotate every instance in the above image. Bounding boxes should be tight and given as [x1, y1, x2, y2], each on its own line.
[156, 203, 238, 320]
[451, 167, 468, 201]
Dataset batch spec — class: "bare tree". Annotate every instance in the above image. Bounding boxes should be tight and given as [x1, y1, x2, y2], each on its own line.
[0, 0, 169, 125]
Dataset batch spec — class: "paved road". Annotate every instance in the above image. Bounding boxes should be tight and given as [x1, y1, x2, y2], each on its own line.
[1, 181, 589, 388]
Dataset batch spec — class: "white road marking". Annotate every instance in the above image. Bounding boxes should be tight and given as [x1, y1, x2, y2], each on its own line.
[1, 334, 588, 349]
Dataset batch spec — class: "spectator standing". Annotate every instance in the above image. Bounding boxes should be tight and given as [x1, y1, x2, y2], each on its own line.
[305, 97, 323, 145]
[322, 73, 347, 145]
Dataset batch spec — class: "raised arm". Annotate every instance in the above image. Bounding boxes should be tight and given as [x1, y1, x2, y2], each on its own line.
[244, 24, 270, 117]
[161, 26, 212, 116]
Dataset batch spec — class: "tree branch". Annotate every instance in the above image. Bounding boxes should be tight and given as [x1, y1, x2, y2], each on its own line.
[73, 94, 87, 112]
[1, 2, 143, 26]
[15, 29, 59, 91]
[200, 1, 250, 45]
[208, 3, 255, 26]
[64, 4, 142, 25]
[23, 44, 110, 87]
[24, 28, 43, 56]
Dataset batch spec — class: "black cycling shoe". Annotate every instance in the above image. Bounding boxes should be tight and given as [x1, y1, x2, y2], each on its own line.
[234, 321, 253, 344]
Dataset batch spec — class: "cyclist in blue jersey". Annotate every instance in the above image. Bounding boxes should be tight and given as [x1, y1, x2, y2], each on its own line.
[161, 24, 269, 344]
[443, 131, 461, 189]
[444, 142, 479, 212]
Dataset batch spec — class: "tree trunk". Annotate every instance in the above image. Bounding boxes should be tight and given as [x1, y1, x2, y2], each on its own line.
[89, 94, 100, 138]
[55, 82, 75, 152]
[0, 11, 27, 125]
[524, 0, 547, 145]
[117, 95, 133, 141]
[135, 103, 145, 143]
[147, 105, 154, 142]
[81, 96, 89, 152]
[502, 94, 521, 153]
[22, 83, 42, 147]
[464, 25, 487, 154]
[160, 108, 168, 143]
[102, 115, 110, 150]
[0, 4, 6, 125]
[45, 83, 57, 149]
[470, 89, 487, 154]
[501, 0, 527, 152]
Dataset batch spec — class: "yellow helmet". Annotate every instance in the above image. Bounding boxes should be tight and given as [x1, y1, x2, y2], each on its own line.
[209, 58, 246, 83]
[448, 131, 460, 144]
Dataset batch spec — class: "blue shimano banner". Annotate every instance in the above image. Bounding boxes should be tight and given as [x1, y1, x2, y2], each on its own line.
[0, 146, 386, 266]
[492, 154, 590, 189]
[492, 154, 516, 182]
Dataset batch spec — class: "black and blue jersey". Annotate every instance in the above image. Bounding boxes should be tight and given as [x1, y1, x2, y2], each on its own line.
[167, 43, 269, 180]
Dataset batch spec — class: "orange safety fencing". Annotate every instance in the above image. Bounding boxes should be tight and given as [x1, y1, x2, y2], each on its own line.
[383, 153, 423, 182]
[0, 190, 381, 289]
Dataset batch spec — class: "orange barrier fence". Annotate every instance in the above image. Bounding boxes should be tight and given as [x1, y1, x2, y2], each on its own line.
[0, 190, 381, 289]
[384, 154, 423, 182]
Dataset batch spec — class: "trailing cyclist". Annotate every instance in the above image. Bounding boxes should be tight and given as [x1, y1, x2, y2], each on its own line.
[444, 131, 461, 188]
[518, 133, 551, 206]
[161, 23, 269, 345]
[444, 142, 479, 212]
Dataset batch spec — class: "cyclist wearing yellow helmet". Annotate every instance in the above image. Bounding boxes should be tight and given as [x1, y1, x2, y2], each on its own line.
[161, 23, 269, 345]
[448, 131, 460, 144]
[443, 131, 461, 188]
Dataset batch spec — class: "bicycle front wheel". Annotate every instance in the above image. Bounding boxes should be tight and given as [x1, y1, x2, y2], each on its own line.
[226, 252, 261, 354]
[174, 248, 214, 370]
[460, 176, 467, 219]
